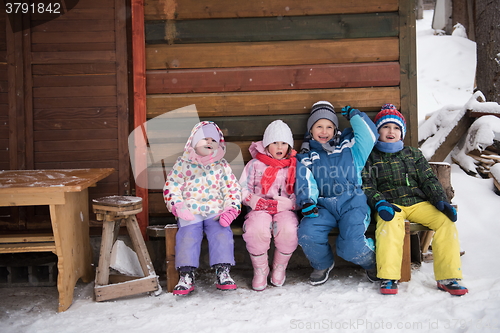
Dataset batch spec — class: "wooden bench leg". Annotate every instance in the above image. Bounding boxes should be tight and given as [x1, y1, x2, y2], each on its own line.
[165, 224, 179, 292]
[420, 230, 434, 254]
[400, 221, 411, 282]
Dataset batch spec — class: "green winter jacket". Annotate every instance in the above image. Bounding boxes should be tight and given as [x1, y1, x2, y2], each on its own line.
[362, 146, 448, 209]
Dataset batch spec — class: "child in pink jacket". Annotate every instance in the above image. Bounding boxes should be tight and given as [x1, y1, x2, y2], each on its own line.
[239, 120, 299, 291]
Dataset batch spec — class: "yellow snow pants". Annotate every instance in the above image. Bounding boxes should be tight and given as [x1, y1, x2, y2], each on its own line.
[375, 201, 463, 281]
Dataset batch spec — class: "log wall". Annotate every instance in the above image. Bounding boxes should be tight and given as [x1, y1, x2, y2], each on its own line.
[142, 0, 418, 217]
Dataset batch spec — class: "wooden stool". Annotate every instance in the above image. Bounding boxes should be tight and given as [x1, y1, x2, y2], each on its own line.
[93, 196, 161, 301]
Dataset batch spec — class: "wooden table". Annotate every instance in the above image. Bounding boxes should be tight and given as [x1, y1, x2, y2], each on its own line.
[0, 168, 114, 312]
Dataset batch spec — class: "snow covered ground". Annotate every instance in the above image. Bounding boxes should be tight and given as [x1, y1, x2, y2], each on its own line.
[1, 10, 500, 333]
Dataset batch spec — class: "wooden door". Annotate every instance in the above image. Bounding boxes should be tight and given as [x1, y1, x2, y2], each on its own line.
[0, 0, 130, 231]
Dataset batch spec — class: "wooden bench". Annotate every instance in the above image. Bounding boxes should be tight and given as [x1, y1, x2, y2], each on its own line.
[0, 234, 56, 254]
[147, 220, 431, 292]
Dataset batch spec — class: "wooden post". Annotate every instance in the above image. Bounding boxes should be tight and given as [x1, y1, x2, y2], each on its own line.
[131, 0, 149, 238]
[400, 221, 411, 282]
[399, 0, 418, 147]
[165, 224, 179, 292]
[420, 230, 434, 254]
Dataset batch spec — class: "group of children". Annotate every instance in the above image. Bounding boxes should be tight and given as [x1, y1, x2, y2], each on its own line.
[163, 102, 468, 297]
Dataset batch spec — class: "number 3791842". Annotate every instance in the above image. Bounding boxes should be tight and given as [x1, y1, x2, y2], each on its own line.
[5, 2, 61, 14]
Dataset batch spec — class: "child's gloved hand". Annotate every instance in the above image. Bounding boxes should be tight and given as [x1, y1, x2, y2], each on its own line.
[375, 200, 401, 221]
[341, 106, 361, 120]
[435, 201, 457, 222]
[172, 202, 195, 221]
[253, 197, 269, 211]
[265, 199, 278, 215]
[247, 194, 279, 214]
[274, 196, 294, 212]
[301, 203, 319, 217]
[219, 208, 238, 227]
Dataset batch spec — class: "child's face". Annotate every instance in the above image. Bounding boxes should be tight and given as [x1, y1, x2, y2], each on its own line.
[310, 118, 336, 144]
[378, 123, 402, 143]
[267, 141, 290, 160]
[194, 137, 219, 156]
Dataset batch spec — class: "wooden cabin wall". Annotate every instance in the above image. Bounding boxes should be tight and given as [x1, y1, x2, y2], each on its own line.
[142, 0, 417, 219]
[0, 10, 7, 171]
[0, 10, 9, 226]
[0, 0, 130, 230]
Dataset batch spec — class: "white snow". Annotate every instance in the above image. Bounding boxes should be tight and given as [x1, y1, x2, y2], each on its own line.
[418, 104, 467, 159]
[1, 10, 500, 333]
[110, 240, 145, 278]
[417, 13, 476, 124]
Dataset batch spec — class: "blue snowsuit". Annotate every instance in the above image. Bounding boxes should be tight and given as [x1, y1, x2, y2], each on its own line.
[295, 111, 379, 271]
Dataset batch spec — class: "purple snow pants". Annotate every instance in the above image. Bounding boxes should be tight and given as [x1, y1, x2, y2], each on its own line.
[175, 216, 235, 269]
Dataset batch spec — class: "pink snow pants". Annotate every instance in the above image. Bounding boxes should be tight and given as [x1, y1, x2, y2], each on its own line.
[242, 210, 299, 256]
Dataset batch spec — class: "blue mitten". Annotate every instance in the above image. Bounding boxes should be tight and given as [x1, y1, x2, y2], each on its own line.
[341, 106, 361, 120]
[435, 201, 457, 222]
[301, 203, 319, 218]
[375, 200, 401, 221]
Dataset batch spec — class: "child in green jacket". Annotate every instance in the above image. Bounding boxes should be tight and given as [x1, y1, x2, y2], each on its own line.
[362, 104, 467, 296]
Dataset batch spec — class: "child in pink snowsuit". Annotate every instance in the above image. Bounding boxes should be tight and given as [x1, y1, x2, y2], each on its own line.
[239, 120, 299, 291]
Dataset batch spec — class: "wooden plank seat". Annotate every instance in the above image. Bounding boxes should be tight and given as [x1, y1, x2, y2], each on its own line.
[0, 234, 56, 254]
[93, 196, 161, 302]
[147, 221, 431, 292]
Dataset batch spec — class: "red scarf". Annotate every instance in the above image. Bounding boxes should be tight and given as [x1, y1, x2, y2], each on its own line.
[256, 150, 296, 195]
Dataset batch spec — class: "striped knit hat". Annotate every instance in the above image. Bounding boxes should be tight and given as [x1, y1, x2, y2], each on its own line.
[374, 104, 406, 139]
[307, 101, 339, 131]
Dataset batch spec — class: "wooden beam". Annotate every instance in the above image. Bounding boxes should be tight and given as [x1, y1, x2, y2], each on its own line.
[115, 0, 130, 197]
[146, 87, 401, 118]
[400, 221, 411, 282]
[429, 111, 474, 162]
[399, 0, 418, 147]
[22, 12, 34, 169]
[145, 13, 399, 44]
[131, 0, 149, 238]
[7, 9, 24, 170]
[146, 38, 399, 70]
[146, 62, 400, 94]
[145, 0, 399, 20]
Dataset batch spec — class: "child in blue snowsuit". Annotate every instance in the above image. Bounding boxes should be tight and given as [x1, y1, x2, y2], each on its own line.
[295, 101, 379, 285]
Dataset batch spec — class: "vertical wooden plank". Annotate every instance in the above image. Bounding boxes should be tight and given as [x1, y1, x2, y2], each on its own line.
[23, 13, 37, 226]
[400, 221, 411, 282]
[165, 224, 178, 292]
[23, 13, 34, 169]
[115, 0, 130, 196]
[131, 0, 149, 238]
[399, 0, 418, 147]
[6, 11, 24, 228]
[6, 11, 24, 169]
